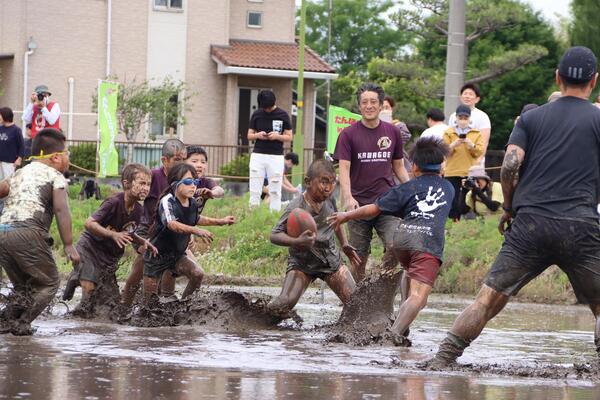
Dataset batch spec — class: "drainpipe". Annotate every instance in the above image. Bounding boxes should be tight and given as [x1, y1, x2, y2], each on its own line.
[67, 77, 75, 140]
[106, 0, 112, 77]
[22, 37, 37, 112]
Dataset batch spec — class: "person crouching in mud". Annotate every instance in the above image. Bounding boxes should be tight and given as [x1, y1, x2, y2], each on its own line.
[268, 159, 360, 316]
[62, 163, 158, 317]
[142, 163, 214, 305]
[328, 137, 453, 345]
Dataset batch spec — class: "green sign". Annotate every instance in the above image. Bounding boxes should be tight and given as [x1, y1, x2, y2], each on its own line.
[97, 81, 119, 177]
[327, 105, 362, 154]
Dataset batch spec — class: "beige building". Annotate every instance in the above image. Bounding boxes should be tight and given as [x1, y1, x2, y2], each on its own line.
[0, 0, 336, 150]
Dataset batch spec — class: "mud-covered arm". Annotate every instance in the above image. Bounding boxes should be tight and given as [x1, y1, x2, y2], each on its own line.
[392, 159, 410, 183]
[198, 215, 235, 226]
[500, 144, 525, 211]
[53, 188, 80, 264]
[210, 185, 225, 199]
[327, 204, 381, 230]
[0, 180, 9, 198]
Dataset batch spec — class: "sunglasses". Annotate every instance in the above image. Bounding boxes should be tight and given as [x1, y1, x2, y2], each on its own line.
[179, 178, 201, 186]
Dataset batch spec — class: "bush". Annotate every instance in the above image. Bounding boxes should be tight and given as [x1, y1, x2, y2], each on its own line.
[69, 143, 97, 174]
[219, 153, 250, 180]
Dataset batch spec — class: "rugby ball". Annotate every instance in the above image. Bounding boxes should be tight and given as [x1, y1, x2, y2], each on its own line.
[287, 208, 317, 238]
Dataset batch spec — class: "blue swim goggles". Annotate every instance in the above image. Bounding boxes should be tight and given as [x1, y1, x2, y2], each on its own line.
[178, 178, 201, 186]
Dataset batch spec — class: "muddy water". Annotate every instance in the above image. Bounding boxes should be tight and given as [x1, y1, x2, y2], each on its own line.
[2, 287, 600, 399]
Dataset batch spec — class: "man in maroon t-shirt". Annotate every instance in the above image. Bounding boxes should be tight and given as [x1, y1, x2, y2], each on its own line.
[334, 83, 410, 282]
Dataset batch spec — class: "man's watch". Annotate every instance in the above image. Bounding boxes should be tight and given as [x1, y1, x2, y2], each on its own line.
[502, 205, 513, 213]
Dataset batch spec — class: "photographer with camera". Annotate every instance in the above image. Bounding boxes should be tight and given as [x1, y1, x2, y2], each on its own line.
[443, 104, 484, 221]
[461, 166, 503, 217]
[22, 84, 61, 140]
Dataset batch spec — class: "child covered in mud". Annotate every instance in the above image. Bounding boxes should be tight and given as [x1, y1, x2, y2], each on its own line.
[143, 163, 231, 305]
[269, 159, 360, 316]
[0, 128, 80, 335]
[62, 164, 158, 317]
[328, 137, 453, 346]
[120, 139, 186, 309]
[158, 145, 231, 301]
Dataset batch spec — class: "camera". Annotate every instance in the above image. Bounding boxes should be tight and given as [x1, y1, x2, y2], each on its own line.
[458, 133, 467, 139]
[463, 177, 478, 189]
[36, 92, 45, 101]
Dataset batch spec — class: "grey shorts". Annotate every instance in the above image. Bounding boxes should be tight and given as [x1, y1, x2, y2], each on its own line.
[484, 213, 600, 304]
[347, 214, 399, 257]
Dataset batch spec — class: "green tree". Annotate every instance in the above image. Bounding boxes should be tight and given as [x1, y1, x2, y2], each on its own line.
[92, 77, 192, 162]
[367, 0, 561, 146]
[570, 0, 600, 57]
[303, 0, 409, 75]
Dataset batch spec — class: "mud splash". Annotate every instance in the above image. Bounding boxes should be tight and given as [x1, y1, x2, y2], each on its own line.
[327, 268, 403, 345]
[125, 290, 301, 330]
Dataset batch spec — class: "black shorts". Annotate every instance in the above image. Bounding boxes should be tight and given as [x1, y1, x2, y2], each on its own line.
[483, 213, 600, 304]
[144, 252, 185, 278]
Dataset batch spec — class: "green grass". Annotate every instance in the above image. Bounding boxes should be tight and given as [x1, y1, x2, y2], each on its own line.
[48, 191, 576, 303]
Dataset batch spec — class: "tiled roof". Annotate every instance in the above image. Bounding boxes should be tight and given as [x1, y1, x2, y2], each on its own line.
[211, 39, 335, 73]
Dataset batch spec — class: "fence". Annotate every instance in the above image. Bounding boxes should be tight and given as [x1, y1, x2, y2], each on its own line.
[67, 140, 327, 179]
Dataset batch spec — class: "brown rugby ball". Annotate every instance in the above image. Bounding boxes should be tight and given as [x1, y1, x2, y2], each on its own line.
[287, 207, 318, 238]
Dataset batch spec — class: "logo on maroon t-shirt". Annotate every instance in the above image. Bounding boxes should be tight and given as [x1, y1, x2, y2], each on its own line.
[377, 136, 392, 150]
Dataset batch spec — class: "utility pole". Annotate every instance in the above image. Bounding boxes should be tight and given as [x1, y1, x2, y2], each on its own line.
[292, 0, 306, 186]
[326, 0, 332, 117]
[443, 0, 466, 119]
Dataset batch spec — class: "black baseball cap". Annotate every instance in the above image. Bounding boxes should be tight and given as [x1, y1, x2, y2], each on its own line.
[455, 104, 471, 117]
[558, 46, 597, 83]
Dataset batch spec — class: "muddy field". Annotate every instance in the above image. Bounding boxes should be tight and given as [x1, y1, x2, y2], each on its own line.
[2, 285, 600, 399]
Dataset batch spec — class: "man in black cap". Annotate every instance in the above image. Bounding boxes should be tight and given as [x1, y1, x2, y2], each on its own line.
[430, 46, 600, 368]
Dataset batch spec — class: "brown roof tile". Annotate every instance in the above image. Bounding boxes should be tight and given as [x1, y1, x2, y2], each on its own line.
[211, 39, 335, 73]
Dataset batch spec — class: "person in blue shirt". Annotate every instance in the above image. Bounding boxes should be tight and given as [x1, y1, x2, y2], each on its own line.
[329, 137, 453, 345]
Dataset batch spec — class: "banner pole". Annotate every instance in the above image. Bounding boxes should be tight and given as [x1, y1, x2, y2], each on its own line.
[95, 79, 101, 179]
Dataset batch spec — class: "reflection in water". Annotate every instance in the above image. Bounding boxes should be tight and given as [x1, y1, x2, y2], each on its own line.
[0, 290, 598, 399]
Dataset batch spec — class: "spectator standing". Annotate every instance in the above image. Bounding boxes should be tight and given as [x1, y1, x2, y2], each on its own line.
[22, 85, 61, 140]
[443, 105, 484, 221]
[0, 107, 24, 181]
[448, 83, 491, 166]
[462, 165, 503, 217]
[334, 83, 410, 282]
[421, 108, 448, 140]
[281, 152, 300, 202]
[247, 90, 293, 212]
[382, 96, 412, 173]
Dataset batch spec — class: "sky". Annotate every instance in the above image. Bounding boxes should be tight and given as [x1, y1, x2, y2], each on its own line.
[523, 0, 571, 24]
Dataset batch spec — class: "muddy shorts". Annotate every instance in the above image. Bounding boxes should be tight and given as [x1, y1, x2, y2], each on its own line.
[484, 213, 600, 304]
[347, 214, 399, 258]
[144, 252, 185, 278]
[132, 223, 150, 252]
[287, 263, 340, 281]
[394, 250, 441, 286]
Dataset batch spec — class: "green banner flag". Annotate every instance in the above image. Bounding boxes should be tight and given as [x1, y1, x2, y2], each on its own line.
[327, 105, 362, 154]
[97, 80, 119, 177]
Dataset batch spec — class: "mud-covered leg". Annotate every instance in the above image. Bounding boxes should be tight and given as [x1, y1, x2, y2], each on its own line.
[589, 303, 600, 359]
[72, 280, 95, 318]
[176, 256, 204, 299]
[431, 284, 509, 368]
[389, 279, 432, 345]
[143, 276, 159, 305]
[121, 254, 144, 307]
[267, 270, 312, 314]
[159, 270, 176, 298]
[324, 265, 356, 304]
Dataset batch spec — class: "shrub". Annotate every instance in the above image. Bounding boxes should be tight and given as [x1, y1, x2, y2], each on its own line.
[219, 153, 250, 180]
[69, 143, 97, 174]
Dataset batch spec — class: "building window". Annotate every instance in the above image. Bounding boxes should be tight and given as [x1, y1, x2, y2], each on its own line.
[150, 94, 179, 139]
[247, 11, 262, 28]
[154, 0, 183, 11]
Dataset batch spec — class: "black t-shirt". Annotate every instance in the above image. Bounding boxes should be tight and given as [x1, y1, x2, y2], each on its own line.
[149, 193, 199, 256]
[0, 125, 24, 163]
[508, 97, 600, 221]
[77, 192, 143, 266]
[376, 175, 454, 260]
[250, 107, 292, 155]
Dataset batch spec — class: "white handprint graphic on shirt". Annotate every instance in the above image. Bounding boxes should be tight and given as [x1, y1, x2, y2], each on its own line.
[410, 186, 447, 219]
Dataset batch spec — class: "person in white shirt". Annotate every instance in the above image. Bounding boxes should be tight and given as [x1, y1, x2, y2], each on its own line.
[448, 83, 491, 166]
[421, 108, 448, 140]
